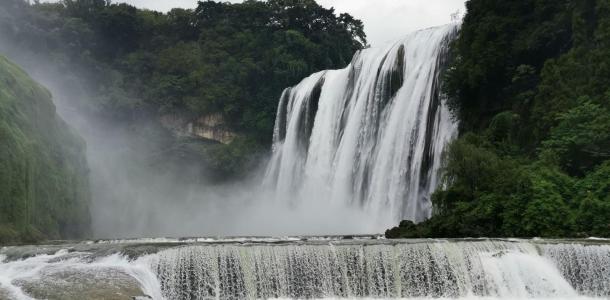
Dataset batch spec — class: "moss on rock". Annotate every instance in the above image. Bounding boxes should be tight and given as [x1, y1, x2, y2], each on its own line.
[0, 56, 90, 244]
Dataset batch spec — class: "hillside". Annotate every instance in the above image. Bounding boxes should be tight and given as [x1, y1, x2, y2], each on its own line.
[0, 56, 90, 244]
[0, 0, 366, 179]
[387, 0, 610, 238]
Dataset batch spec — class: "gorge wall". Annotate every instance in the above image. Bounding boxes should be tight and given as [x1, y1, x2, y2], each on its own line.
[160, 113, 238, 144]
[0, 56, 90, 243]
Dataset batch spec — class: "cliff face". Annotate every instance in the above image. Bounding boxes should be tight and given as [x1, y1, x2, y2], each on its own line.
[0, 56, 90, 244]
[160, 113, 238, 144]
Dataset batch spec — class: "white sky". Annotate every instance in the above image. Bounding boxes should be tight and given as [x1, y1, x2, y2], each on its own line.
[42, 0, 466, 46]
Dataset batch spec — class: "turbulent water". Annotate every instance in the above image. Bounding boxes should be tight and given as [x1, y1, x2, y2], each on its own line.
[264, 24, 459, 229]
[1, 238, 609, 300]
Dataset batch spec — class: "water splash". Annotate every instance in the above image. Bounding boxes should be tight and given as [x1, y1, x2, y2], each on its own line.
[0, 250, 162, 300]
[264, 24, 459, 230]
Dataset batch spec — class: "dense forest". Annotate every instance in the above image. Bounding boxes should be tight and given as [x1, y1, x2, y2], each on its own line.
[0, 56, 90, 244]
[387, 0, 610, 238]
[0, 0, 366, 178]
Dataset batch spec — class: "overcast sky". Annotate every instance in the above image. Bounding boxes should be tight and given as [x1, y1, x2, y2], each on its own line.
[43, 0, 466, 46]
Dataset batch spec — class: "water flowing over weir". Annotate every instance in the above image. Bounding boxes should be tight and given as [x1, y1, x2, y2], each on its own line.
[148, 241, 610, 299]
[264, 24, 459, 228]
[1, 239, 609, 299]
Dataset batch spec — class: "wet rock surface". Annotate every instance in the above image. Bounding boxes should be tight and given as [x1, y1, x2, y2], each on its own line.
[14, 268, 146, 300]
[0, 287, 12, 300]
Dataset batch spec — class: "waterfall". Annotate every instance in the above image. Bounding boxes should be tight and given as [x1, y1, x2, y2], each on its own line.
[1, 239, 609, 299]
[264, 24, 459, 229]
[146, 240, 609, 299]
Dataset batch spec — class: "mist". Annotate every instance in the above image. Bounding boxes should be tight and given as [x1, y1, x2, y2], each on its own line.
[1, 34, 377, 238]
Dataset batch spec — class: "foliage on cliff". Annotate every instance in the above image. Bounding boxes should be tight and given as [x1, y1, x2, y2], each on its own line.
[0, 0, 365, 142]
[0, 56, 90, 244]
[0, 0, 365, 179]
[387, 0, 610, 238]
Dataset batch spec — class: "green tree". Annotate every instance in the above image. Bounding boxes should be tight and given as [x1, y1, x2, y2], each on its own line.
[542, 100, 610, 175]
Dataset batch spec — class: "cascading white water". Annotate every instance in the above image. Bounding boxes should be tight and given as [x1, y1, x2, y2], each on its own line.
[1, 239, 609, 299]
[541, 243, 610, 296]
[0, 250, 163, 300]
[264, 24, 459, 229]
[147, 241, 609, 300]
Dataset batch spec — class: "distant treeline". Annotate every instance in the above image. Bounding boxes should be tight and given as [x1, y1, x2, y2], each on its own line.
[388, 0, 610, 238]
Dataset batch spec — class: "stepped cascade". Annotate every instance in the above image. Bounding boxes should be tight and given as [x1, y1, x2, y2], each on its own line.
[264, 24, 459, 228]
[1, 239, 608, 299]
[149, 240, 610, 299]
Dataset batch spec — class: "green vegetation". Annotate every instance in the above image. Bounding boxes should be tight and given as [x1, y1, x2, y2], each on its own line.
[387, 0, 610, 238]
[0, 0, 365, 178]
[0, 56, 90, 244]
